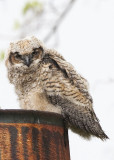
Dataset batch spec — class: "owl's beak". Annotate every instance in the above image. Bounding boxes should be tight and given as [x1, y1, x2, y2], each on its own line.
[24, 55, 32, 67]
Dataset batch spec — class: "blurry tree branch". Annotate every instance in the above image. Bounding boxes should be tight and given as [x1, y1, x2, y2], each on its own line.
[0, 0, 76, 42]
[44, 0, 76, 43]
[18, 0, 76, 43]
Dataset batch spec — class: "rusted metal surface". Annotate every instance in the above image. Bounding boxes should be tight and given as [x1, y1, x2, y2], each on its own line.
[0, 110, 70, 160]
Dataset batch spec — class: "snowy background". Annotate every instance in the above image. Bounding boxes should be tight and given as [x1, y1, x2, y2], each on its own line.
[0, 0, 114, 159]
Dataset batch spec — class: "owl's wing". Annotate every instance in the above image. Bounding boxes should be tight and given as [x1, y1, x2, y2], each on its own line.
[46, 49, 92, 103]
[42, 49, 108, 140]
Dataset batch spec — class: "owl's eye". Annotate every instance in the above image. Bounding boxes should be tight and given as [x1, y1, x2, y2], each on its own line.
[9, 52, 22, 64]
[14, 53, 22, 59]
[32, 49, 39, 56]
[32, 47, 43, 57]
[32, 51, 37, 56]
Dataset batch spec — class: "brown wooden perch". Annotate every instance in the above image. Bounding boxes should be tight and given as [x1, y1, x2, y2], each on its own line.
[0, 110, 70, 160]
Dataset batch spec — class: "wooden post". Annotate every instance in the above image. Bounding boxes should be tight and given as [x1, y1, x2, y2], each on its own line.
[0, 110, 70, 160]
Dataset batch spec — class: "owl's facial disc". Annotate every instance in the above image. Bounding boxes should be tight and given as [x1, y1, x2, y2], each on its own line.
[9, 47, 43, 67]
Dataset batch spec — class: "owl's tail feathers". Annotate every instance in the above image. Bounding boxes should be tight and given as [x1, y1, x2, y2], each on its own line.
[63, 105, 109, 140]
[85, 115, 109, 140]
[90, 120, 109, 140]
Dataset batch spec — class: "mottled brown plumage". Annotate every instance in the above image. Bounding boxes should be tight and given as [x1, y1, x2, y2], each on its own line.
[6, 36, 108, 140]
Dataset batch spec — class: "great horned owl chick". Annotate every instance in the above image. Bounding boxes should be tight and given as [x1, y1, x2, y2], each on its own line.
[6, 36, 108, 140]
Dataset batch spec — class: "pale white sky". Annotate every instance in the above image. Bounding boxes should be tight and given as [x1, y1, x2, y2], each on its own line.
[0, 0, 114, 159]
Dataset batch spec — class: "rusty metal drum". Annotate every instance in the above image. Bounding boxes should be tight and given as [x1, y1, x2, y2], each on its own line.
[0, 110, 70, 160]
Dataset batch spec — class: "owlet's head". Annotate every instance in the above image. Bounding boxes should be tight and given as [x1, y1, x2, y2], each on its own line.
[6, 36, 45, 70]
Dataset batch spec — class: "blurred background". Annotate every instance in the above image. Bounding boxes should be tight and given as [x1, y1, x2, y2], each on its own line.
[0, 0, 114, 159]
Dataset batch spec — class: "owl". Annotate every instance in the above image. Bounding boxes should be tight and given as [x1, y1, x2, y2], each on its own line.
[6, 36, 108, 140]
